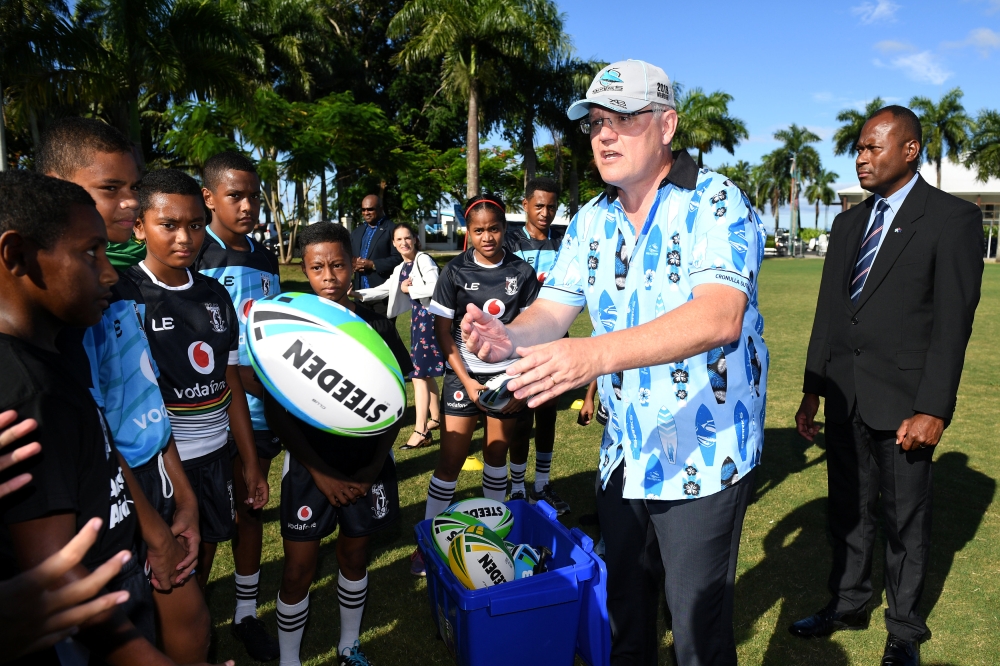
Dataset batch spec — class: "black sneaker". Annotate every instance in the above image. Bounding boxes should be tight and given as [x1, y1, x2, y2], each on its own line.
[232, 615, 280, 662]
[508, 490, 527, 501]
[529, 483, 570, 515]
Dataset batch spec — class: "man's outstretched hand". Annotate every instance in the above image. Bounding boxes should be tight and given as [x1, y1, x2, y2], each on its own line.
[461, 304, 515, 363]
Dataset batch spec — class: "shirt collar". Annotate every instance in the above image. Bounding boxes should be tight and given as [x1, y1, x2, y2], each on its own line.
[875, 171, 920, 214]
[602, 150, 699, 203]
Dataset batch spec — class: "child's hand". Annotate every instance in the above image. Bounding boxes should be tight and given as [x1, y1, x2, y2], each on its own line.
[243, 464, 269, 510]
[500, 394, 528, 414]
[313, 473, 365, 507]
[464, 380, 487, 412]
[578, 400, 595, 426]
[170, 500, 200, 578]
[146, 522, 189, 589]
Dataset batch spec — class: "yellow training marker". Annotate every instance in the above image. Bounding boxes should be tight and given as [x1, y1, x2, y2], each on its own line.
[462, 456, 484, 471]
[570, 399, 584, 410]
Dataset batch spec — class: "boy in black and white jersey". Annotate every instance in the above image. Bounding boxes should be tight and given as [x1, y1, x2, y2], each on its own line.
[264, 222, 408, 666]
[411, 194, 538, 576]
[125, 170, 268, 590]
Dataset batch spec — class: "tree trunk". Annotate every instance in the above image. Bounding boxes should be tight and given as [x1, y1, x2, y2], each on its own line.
[28, 108, 40, 155]
[522, 108, 536, 188]
[466, 83, 480, 200]
[936, 157, 942, 190]
[320, 169, 328, 221]
[815, 199, 820, 229]
[553, 130, 564, 189]
[568, 152, 580, 218]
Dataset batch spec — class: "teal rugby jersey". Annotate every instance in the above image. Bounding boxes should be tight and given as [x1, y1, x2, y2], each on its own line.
[194, 229, 281, 430]
[504, 225, 564, 283]
[82, 275, 171, 468]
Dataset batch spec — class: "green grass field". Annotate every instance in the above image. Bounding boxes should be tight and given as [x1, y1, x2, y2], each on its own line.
[204, 258, 999, 665]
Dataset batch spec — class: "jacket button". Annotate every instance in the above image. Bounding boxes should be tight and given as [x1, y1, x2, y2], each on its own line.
[854, 348, 862, 356]
[851, 317, 858, 325]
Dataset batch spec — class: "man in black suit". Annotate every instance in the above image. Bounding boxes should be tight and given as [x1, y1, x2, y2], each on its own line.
[350, 194, 402, 315]
[791, 106, 984, 666]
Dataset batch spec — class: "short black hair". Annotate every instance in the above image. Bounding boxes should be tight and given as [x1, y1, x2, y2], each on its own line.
[203, 151, 258, 191]
[0, 170, 96, 248]
[525, 177, 560, 201]
[463, 193, 506, 226]
[870, 105, 923, 146]
[137, 169, 205, 216]
[35, 117, 134, 178]
[297, 221, 353, 258]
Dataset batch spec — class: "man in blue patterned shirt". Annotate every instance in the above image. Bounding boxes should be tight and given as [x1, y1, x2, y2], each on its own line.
[462, 60, 768, 666]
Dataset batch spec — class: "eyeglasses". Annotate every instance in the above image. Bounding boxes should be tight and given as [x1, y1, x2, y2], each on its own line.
[579, 109, 656, 135]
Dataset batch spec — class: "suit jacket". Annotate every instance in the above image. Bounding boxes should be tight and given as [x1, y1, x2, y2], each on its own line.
[803, 174, 984, 430]
[350, 217, 402, 290]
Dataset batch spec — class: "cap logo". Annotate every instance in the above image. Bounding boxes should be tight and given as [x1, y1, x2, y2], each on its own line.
[608, 99, 626, 108]
[600, 69, 623, 85]
[656, 82, 672, 101]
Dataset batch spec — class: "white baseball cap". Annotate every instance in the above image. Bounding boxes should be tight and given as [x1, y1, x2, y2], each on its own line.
[567, 59, 676, 121]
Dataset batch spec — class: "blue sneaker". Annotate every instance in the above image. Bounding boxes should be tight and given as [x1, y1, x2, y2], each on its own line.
[339, 639, 372, 665]
[409, 548, 426, 577]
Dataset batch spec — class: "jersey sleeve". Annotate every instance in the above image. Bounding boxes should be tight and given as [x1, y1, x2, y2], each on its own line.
[538, 213, 588, 308]
[518, 264, 541, 310]
[687, 177, 759, 297]
[428, 261, 457, 319]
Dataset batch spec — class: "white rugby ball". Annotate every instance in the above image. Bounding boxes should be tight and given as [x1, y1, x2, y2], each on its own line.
[247, 293, 405, 437]
[431, 512, 484, 561]
[445, 497, 514, 539]
[449, 525, 514, 590]
[477, 371, 520, 412]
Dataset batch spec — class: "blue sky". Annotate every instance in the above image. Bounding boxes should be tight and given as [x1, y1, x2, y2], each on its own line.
[549, 0, 1000, 229]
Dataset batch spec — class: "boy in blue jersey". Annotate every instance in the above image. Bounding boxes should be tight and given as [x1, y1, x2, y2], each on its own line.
[504, 178, 570, 513]
[194, 151, 281, 661]
[38, 119, 212, 662]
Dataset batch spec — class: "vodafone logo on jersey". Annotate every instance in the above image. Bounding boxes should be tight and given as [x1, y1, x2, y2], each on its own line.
[297, 506, 313, 521]
[238, 298, 255, 324]
[139, 350, 158, 385]
[483, 298, 506, 318]
[188, 341, 215, 375]
[453, 390, 464, 401]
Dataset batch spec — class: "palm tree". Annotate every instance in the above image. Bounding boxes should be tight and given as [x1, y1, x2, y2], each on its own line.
[772, 124, 821, 235]
[910, 88, 975, 190]
[805, 168, 839, 229]
[715, 160, 752, 190]
[832, 97, 885, 156]
[673, 88, 748, 167]
[965, 109, 1000, 183]
[388, 0, 562, 199]
[756, 150, 790, 236]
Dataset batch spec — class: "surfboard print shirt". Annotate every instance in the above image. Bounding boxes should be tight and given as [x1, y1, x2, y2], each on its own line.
[194, 230, 281, 431]
[125, 263, 240, 461]
[540, 151, 769, 501]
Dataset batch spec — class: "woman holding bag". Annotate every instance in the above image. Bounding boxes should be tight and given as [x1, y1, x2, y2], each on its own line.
[356, 223, 443, 449]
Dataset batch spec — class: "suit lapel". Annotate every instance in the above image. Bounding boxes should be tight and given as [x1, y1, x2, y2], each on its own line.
[854, 176, 928, 311]
[840, 199, 873, 311]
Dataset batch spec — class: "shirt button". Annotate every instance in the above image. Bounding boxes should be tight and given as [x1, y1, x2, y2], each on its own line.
[854, 348, 862, 356]
[851, 317, 858, 325]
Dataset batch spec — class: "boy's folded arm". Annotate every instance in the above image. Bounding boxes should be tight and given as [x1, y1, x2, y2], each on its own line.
[225, 364, 267, 509]
[7, 516, 175, 666]
[117, 455, 186, 588]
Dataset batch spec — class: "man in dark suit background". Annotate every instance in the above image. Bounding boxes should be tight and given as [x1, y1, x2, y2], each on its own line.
[351, 194, 402, 315]
[791, 106, 984, 666]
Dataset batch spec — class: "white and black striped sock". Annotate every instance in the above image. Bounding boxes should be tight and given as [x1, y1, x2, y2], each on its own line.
[276, 592, 309, 666]
[337, 572, 368, 655]
[509, 462, 527, 495]
[534, 452, 553, 492]
[482, 463, 508, 502]
[425, 475, 457, 520]
[234, 571, 259, 623]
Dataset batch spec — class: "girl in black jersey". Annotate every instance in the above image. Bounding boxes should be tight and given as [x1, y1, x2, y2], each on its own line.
[412, 195, 539, 576]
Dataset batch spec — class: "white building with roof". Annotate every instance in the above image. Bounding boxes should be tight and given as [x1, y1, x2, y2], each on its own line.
[837, 159, 1000, 257]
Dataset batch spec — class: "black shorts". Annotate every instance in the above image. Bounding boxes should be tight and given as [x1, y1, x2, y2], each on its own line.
[111, 551, 156, 645]
[227, 429, 283, 461]
[182, 446, 236, 544]
[132, 451, 178, 575]
[280, 453, 399, 541]
[441, 369, 527, 420]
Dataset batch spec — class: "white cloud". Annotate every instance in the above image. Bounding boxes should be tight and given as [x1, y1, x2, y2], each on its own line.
[874, 51, 953, 84]
[943, 28, 1000, 56]
[874, 39, 912, 52]
[806, 125, 835, 141]
[852, 0, 901, 23]
[812, 92, 834, 102]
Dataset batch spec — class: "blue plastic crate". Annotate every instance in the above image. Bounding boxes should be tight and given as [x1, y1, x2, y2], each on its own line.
[567, 528, 611, 666]
[415, 500, 601, 666]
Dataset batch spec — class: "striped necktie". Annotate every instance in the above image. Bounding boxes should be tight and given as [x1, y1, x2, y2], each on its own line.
[850, 199, 889, 304]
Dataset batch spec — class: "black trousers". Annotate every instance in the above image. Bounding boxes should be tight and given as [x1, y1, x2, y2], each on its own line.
[826, 406, 933, 642]
[596, 464, 756, 666]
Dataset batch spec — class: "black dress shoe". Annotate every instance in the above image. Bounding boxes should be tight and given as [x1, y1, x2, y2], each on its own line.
[882, 634, 919, 666]
[788, 606, 869, 638]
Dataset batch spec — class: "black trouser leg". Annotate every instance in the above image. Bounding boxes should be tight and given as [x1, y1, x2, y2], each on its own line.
[648, 468, 756, 666]
[596, 465, 661, 666]
[875, 421, 933, 642]
[826, 412, 881, 614]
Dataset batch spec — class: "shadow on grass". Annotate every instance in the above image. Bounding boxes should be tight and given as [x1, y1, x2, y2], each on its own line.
[753, 426, 827, 504]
